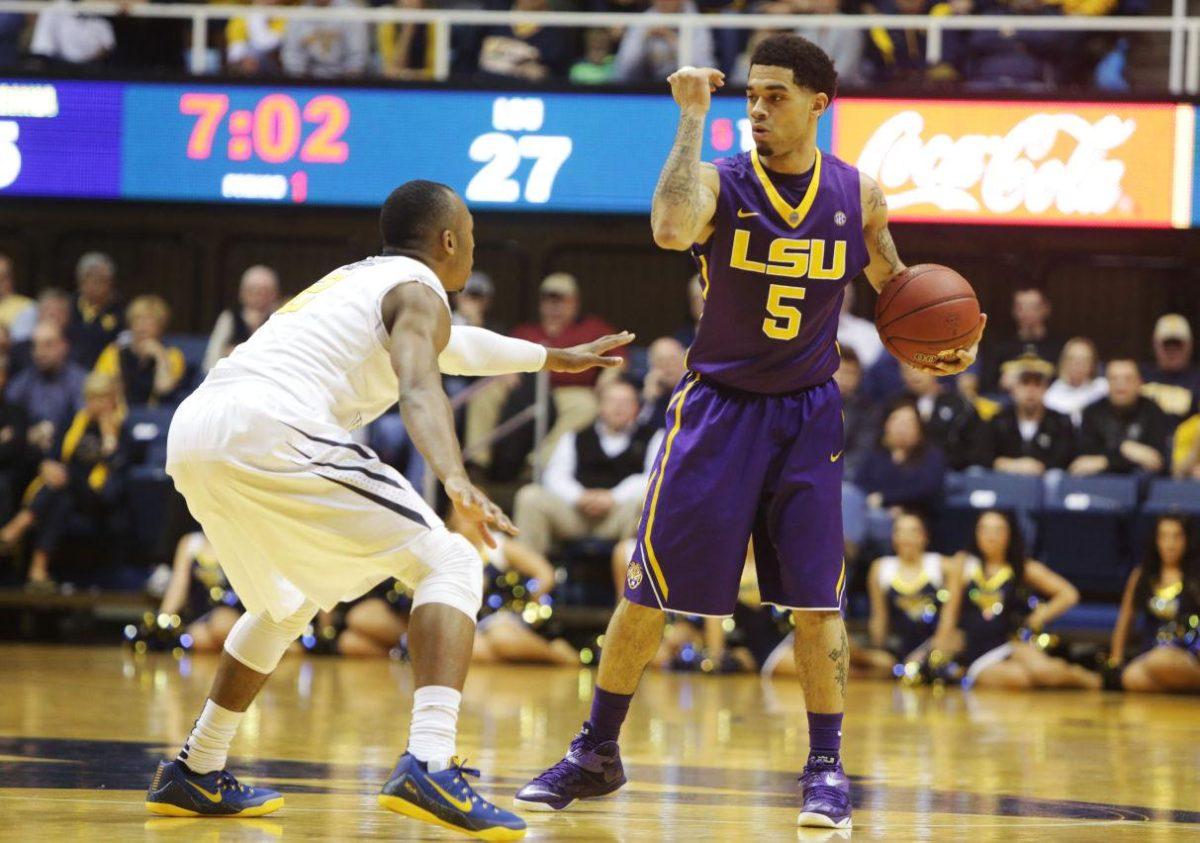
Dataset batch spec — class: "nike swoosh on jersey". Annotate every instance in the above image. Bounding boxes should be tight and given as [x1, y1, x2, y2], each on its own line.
[736, 209, 760, 218]
[427, 778, 475, 812]
[186, 781, 223, 804]
[830, 451, 843, 462]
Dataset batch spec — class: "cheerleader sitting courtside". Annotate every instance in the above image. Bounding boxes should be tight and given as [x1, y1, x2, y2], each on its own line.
[155, 531, 242, 652]
[449, 510, 579, 666]
[1110, 515, 1200, 694]
[932, 510, 1101, 690]
[857, 512, 951, 680]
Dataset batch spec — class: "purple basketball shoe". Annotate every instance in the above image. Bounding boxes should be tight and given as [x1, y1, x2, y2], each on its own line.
[797, 760, 852, 829]
[514, 725, 626, 811]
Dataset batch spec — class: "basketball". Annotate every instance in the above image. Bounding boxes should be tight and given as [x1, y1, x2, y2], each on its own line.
[874, 264, 982, 368]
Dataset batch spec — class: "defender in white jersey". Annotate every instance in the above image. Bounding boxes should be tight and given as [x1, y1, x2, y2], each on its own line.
[145, 181, 631, 840]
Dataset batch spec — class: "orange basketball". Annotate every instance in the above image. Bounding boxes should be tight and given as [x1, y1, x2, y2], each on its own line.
[874, 264, 981, 368]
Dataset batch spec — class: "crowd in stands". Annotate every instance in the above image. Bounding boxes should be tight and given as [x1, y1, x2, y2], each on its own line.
[0, 250, 1196, 693]
[3, 0, 1142, 91]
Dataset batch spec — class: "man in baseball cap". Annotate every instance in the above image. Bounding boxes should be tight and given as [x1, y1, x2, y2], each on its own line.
[986, 352, 1076, 476]
[1143, 313, 1200, 423]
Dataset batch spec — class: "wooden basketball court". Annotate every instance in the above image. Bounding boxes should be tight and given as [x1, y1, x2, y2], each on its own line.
[2, 644, 1197, 841]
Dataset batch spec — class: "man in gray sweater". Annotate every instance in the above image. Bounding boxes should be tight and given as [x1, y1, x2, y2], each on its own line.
[282, 0, 369, 79]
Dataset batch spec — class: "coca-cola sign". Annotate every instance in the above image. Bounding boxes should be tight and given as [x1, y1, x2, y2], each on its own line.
[834, 99, 1188, 228]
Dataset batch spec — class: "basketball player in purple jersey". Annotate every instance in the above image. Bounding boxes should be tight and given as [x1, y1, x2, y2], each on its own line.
[517, 35, 985, 829]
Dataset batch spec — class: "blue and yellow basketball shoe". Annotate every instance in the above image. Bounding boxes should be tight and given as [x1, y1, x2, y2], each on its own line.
[145, 759, 284, 817]
[378, 753, 526, 841]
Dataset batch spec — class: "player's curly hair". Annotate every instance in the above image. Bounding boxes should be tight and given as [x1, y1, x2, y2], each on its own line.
[749, 34, 838, 101]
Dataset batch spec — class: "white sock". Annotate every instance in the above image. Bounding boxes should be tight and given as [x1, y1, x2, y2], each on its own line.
[178, 699, 244, 774]
[407, 685, 462, 773]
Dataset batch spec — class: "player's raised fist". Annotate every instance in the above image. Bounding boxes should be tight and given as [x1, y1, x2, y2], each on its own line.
[667, 66, 724, 114]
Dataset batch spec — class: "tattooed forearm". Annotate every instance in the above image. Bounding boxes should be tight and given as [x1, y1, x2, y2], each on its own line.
[828, 624, 849, 700]
[651, 112, 705, 240]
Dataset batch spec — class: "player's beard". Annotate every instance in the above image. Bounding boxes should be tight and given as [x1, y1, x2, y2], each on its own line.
[754, 141, 774, 157]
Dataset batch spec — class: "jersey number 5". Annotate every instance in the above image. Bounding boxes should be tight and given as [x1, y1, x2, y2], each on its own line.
[762, 283, 806, 341]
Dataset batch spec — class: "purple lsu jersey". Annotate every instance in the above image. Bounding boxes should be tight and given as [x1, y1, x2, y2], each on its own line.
[687, 149, 870, 394]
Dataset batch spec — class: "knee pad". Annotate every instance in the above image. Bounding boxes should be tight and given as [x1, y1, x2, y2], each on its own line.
[410, 531, 484, 621]
[224, 601, 318, 674]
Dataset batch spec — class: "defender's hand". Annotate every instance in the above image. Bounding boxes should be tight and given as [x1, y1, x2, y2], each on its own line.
[544, 332, 634, 374]
[445, 474, 517, 548]
[918, 314, 987, 377]
[667, 66, 724, 115]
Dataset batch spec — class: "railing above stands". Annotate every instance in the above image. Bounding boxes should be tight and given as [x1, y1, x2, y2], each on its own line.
[0, 2, 1195, 94]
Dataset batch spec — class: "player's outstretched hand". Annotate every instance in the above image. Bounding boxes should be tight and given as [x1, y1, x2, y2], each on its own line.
[921, 313, 987, 377]
[545, 331, 635, 374]
[668, 66, 724, 115]
[445, 474, 517, 548]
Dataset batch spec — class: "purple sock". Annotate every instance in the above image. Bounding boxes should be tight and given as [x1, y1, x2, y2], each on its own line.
[807, 711, 843, 767]
[585, 687, 633, 745]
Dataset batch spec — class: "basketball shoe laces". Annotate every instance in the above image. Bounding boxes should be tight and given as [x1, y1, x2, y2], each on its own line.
[211, 770, 253, 794]
[526, 732, 602, 790]
[443, 758, 503, 814]
[799, 764, 848, 809]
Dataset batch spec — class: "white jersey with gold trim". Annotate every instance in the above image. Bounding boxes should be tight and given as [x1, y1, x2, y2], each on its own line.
[205, 255, 450, 431]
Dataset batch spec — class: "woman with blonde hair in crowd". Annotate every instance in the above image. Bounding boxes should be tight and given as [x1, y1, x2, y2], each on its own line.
[1044, 337, 1108, 426]
[2, 372, 130, 586]
[94, 295, 185, 406]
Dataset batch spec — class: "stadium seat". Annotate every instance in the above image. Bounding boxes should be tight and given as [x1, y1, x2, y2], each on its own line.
[1038, 474, 1140, 597]
[1143, 478, 1200, 512]
[555, 538, 617, 607]
[624, 346, 649, 384]
[126, 406, 175, 467]
[932, 470, 1042, 554]
[125, 465, 173, 564]
[1135, 477, 1200, 551]
[1050, 602, 1120, 633]
[166, 333, 209, 371]
[165, 333, 210, 392]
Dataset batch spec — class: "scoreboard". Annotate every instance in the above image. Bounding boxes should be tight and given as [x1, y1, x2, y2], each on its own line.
[0, 78, 1194, 228]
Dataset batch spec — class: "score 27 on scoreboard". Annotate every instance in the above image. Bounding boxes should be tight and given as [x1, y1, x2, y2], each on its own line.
[0, 78, 1196, 228]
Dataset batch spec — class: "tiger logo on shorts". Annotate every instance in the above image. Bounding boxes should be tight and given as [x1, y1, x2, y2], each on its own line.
[626, 560, 644, 591]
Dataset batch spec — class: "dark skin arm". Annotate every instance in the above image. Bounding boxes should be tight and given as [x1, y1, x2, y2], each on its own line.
[382, 282, 515, 547]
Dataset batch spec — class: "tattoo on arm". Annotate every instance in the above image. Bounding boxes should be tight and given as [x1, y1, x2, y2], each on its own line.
[875, 226, 904, 276]
[828, 624, 849, 700]
[652, 113, 704, 236]
[866, 183, 886, 215]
